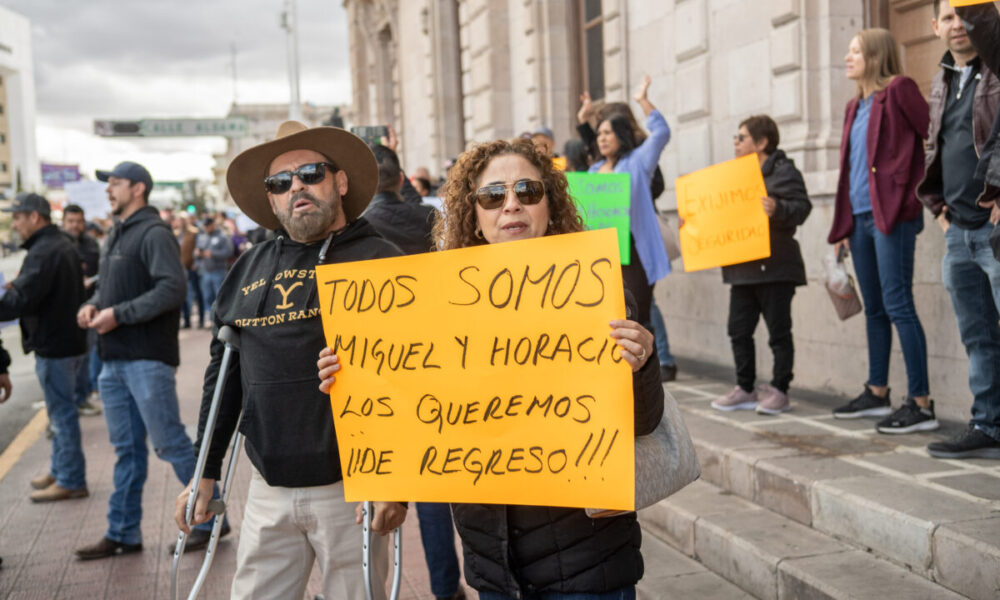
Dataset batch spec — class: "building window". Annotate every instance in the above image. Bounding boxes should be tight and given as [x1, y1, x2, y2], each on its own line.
[581, 0, 605, 101]
[0, 133, 5, 144]
[0, 163, 7, 173]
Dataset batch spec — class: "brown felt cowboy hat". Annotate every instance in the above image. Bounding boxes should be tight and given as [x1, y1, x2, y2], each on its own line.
[226, 121, 377, 230]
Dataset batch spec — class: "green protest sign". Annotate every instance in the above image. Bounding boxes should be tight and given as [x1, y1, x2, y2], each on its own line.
[565, 172, 631, 265]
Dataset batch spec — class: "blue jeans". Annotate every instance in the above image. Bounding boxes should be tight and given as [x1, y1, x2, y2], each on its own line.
[416, 503, 460, 598]
[200, 269, 226, 317]
[74, 329, 98, 406]
[36, 356, 87, 490]
[478, 588, 635, 600]
[648, 301, 675, 367]
[88, 345, 102, 396]
[942, 222, 1000, 440]
[849, 212, 929, 397]
[99, 359, 214, 545]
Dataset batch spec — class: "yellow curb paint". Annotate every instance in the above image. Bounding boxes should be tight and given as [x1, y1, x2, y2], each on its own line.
[0, 408, 48, 484]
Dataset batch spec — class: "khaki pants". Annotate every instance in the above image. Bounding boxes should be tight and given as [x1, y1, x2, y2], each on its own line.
[232, 466, 389, 599]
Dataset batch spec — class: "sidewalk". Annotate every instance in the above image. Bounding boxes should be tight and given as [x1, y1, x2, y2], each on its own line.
[0, 328, 471, 600]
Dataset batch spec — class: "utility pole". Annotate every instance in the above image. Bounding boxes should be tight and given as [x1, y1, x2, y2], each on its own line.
[230, 43, 239, 106]
[281, 0, 302, 121]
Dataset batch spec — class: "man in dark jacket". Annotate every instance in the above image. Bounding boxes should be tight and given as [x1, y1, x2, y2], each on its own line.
[62, 203, 102, 417]
[174, 122, 405, 599]
[363, 144, 437, 254]
[73, 162, 223, 560]
[928, 1, 1000, 459]
[0, 193, 89, 502]
[711, 115, 811, 416]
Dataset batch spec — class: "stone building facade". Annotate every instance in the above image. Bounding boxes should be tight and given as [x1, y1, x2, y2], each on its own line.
[345, 0, 987, 424]
[0, 5, 39, 194]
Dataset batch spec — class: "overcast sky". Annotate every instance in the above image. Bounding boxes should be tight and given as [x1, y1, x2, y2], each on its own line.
[3, 0, 352, 182]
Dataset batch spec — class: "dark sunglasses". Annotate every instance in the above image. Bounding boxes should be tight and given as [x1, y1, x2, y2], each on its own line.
[733, 133, 749, 142]
[473, 180, 545, 210]
[264, 162, 336, 194]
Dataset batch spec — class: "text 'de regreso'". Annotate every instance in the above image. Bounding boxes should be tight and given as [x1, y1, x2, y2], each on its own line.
[316, 228, 635, 510]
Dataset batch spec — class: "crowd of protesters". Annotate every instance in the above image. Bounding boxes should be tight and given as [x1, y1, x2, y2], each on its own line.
[0, 3, 999, 599]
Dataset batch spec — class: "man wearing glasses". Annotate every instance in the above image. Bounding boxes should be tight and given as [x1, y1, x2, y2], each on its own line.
[175, 122, 405, 599]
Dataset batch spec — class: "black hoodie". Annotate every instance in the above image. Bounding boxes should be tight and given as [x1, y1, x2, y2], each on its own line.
[195, 218, 401, 487]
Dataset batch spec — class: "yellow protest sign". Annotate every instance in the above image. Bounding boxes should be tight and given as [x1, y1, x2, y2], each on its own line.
[675, 154, 770, 272]
[316, 228, 635, 510]
[948, 0, 993, 6]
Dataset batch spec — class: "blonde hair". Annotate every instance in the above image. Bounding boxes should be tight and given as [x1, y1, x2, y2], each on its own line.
[854, 28, 902, 97]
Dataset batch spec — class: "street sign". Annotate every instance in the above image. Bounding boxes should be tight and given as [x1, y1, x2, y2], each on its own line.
[93, 117, 249, 138]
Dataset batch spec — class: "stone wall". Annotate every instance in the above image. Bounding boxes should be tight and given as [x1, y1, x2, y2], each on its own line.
[346, 0, 977, 424]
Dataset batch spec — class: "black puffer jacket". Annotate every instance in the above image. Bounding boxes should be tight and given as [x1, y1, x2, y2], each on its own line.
[0, 225, 87, 358]
[452, 294, 665, 596]
[721, 150, 811, 286]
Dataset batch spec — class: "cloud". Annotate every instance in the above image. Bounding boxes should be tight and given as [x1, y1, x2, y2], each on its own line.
[3, 0, 351, 181]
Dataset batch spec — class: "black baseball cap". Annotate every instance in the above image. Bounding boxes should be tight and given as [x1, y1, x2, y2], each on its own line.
[1, 192, 50, 217]
[96, 161, 153, 191]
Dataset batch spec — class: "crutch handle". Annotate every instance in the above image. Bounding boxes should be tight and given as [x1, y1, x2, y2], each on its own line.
[217, 325, 240, 351]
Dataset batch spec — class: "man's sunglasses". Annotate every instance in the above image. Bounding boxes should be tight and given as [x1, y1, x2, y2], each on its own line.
[264, 162, 337, 194]
[473, 180, 545, 210]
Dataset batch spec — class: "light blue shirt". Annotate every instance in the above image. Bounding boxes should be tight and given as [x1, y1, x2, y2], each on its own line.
[589, 110, 672, 284]
[849, 96, 873, 215]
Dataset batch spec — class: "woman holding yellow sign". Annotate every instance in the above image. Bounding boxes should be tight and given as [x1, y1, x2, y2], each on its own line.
[318, 139, 664, 600]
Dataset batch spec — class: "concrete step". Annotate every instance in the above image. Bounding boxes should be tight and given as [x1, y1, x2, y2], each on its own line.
[661, 379, 1000, 600]
[636, 525, 754, 599]
[640, 480, 966, 600]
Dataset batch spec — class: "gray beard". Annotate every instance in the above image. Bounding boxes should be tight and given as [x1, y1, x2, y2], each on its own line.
[276, 190, 339, 241]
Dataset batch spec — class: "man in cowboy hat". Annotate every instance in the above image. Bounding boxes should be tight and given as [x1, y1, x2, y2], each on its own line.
[174, 121, 405, 599]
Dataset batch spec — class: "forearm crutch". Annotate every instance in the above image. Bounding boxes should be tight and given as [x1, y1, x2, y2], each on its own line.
[362, 501, 403, 600]
[170, 325, 243, 600]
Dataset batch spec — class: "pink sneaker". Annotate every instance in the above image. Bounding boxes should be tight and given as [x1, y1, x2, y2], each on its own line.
[711, 386, 758, 411]
[756, 384, 790, 415]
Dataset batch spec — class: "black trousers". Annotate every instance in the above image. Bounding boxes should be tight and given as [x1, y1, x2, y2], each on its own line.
[727, 282, 796, 393]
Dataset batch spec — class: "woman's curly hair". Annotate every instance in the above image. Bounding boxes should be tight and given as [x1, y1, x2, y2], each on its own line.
[433, 138, 584, 250]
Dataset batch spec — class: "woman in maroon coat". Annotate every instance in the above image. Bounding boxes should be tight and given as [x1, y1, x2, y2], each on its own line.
[828, 29, 937, 434]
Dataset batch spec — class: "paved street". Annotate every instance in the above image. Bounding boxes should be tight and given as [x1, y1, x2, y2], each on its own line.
[1, 308, 997, 599]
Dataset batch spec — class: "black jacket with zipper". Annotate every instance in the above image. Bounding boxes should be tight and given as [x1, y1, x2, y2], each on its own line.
[0, 224, 87, 358]
[88, 206, 187, 366]
[452, 292, 665, 597]
[194, 218, 401, 487]
[917, 51, 1000, 220]
[721, 150, 812, 286]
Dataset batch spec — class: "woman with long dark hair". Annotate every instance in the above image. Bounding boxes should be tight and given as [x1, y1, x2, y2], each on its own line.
[587, 76, 671, 327]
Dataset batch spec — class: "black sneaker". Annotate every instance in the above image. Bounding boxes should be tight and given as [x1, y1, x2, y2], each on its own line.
[832, 386, 891, 419]
[876, 398, 939, 434]
[660, 364, 677, 382]
[927, 425, 1000, 459]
